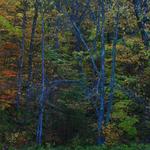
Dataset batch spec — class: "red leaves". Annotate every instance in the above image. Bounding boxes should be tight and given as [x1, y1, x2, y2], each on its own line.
[2, 70, 17, 78]
[0, 42, 19, 51]
[0, 42, 19, 57]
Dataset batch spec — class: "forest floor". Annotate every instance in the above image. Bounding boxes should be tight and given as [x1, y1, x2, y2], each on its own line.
[3, 144, 150, 150]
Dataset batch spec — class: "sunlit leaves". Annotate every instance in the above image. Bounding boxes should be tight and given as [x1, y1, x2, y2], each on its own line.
[0, 15, 21, 37]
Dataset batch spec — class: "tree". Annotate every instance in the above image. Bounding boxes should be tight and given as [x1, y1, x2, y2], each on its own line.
[132, 0, 149, 49]
[27, 0, 39, 99]
[16, 0, 28, 108]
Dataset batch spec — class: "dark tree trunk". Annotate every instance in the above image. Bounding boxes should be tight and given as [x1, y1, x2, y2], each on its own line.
[36, 12, 45, 145]
[27, 0, 39, 96]
[97, 0, 105, 145]
[132, 0, 149, 49]
[16, 0, 27, 108]
[105, 11, 119, 125]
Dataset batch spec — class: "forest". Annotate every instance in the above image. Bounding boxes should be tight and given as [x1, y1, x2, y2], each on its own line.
[0, 0, 150, 150]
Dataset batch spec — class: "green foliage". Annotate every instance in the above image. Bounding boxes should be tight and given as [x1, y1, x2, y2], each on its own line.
[111, 90, 139, 140]
[0, 15, 21, 37]
[118, 117, 138, 137]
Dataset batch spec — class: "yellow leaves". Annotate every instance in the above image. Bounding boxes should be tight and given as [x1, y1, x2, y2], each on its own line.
[0, 89, 16, 106]
[0, 91, 15, 109]
[6, 131, 27, 145]
[103, 124, 121, 145]
[58, 32, 64, 42]
[16, 13, 23, 19]
[51, 9, 59, 16]
[89, 27, 96, 41]
[0, 101, 11, 110]
[115, 37, 148, 73]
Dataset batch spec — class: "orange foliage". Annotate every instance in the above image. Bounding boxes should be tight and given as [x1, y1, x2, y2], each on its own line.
[0, 42, 19, 51]
[0, 88, 16, 109]
[0, 42, 19, 57]
[2, 70, 17, 78]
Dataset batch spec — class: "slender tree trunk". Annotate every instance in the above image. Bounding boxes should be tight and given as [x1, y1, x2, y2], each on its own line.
[132, 0, 149, 49]
[36, 12, 45, 145]
[97, 0, 105, 145]
[105, 11, 119, 125]
[27, 0, 39, 95]
[16, 0, 27, 108]
[78, 0, 91, 24]
[94, 0, 101, 51]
